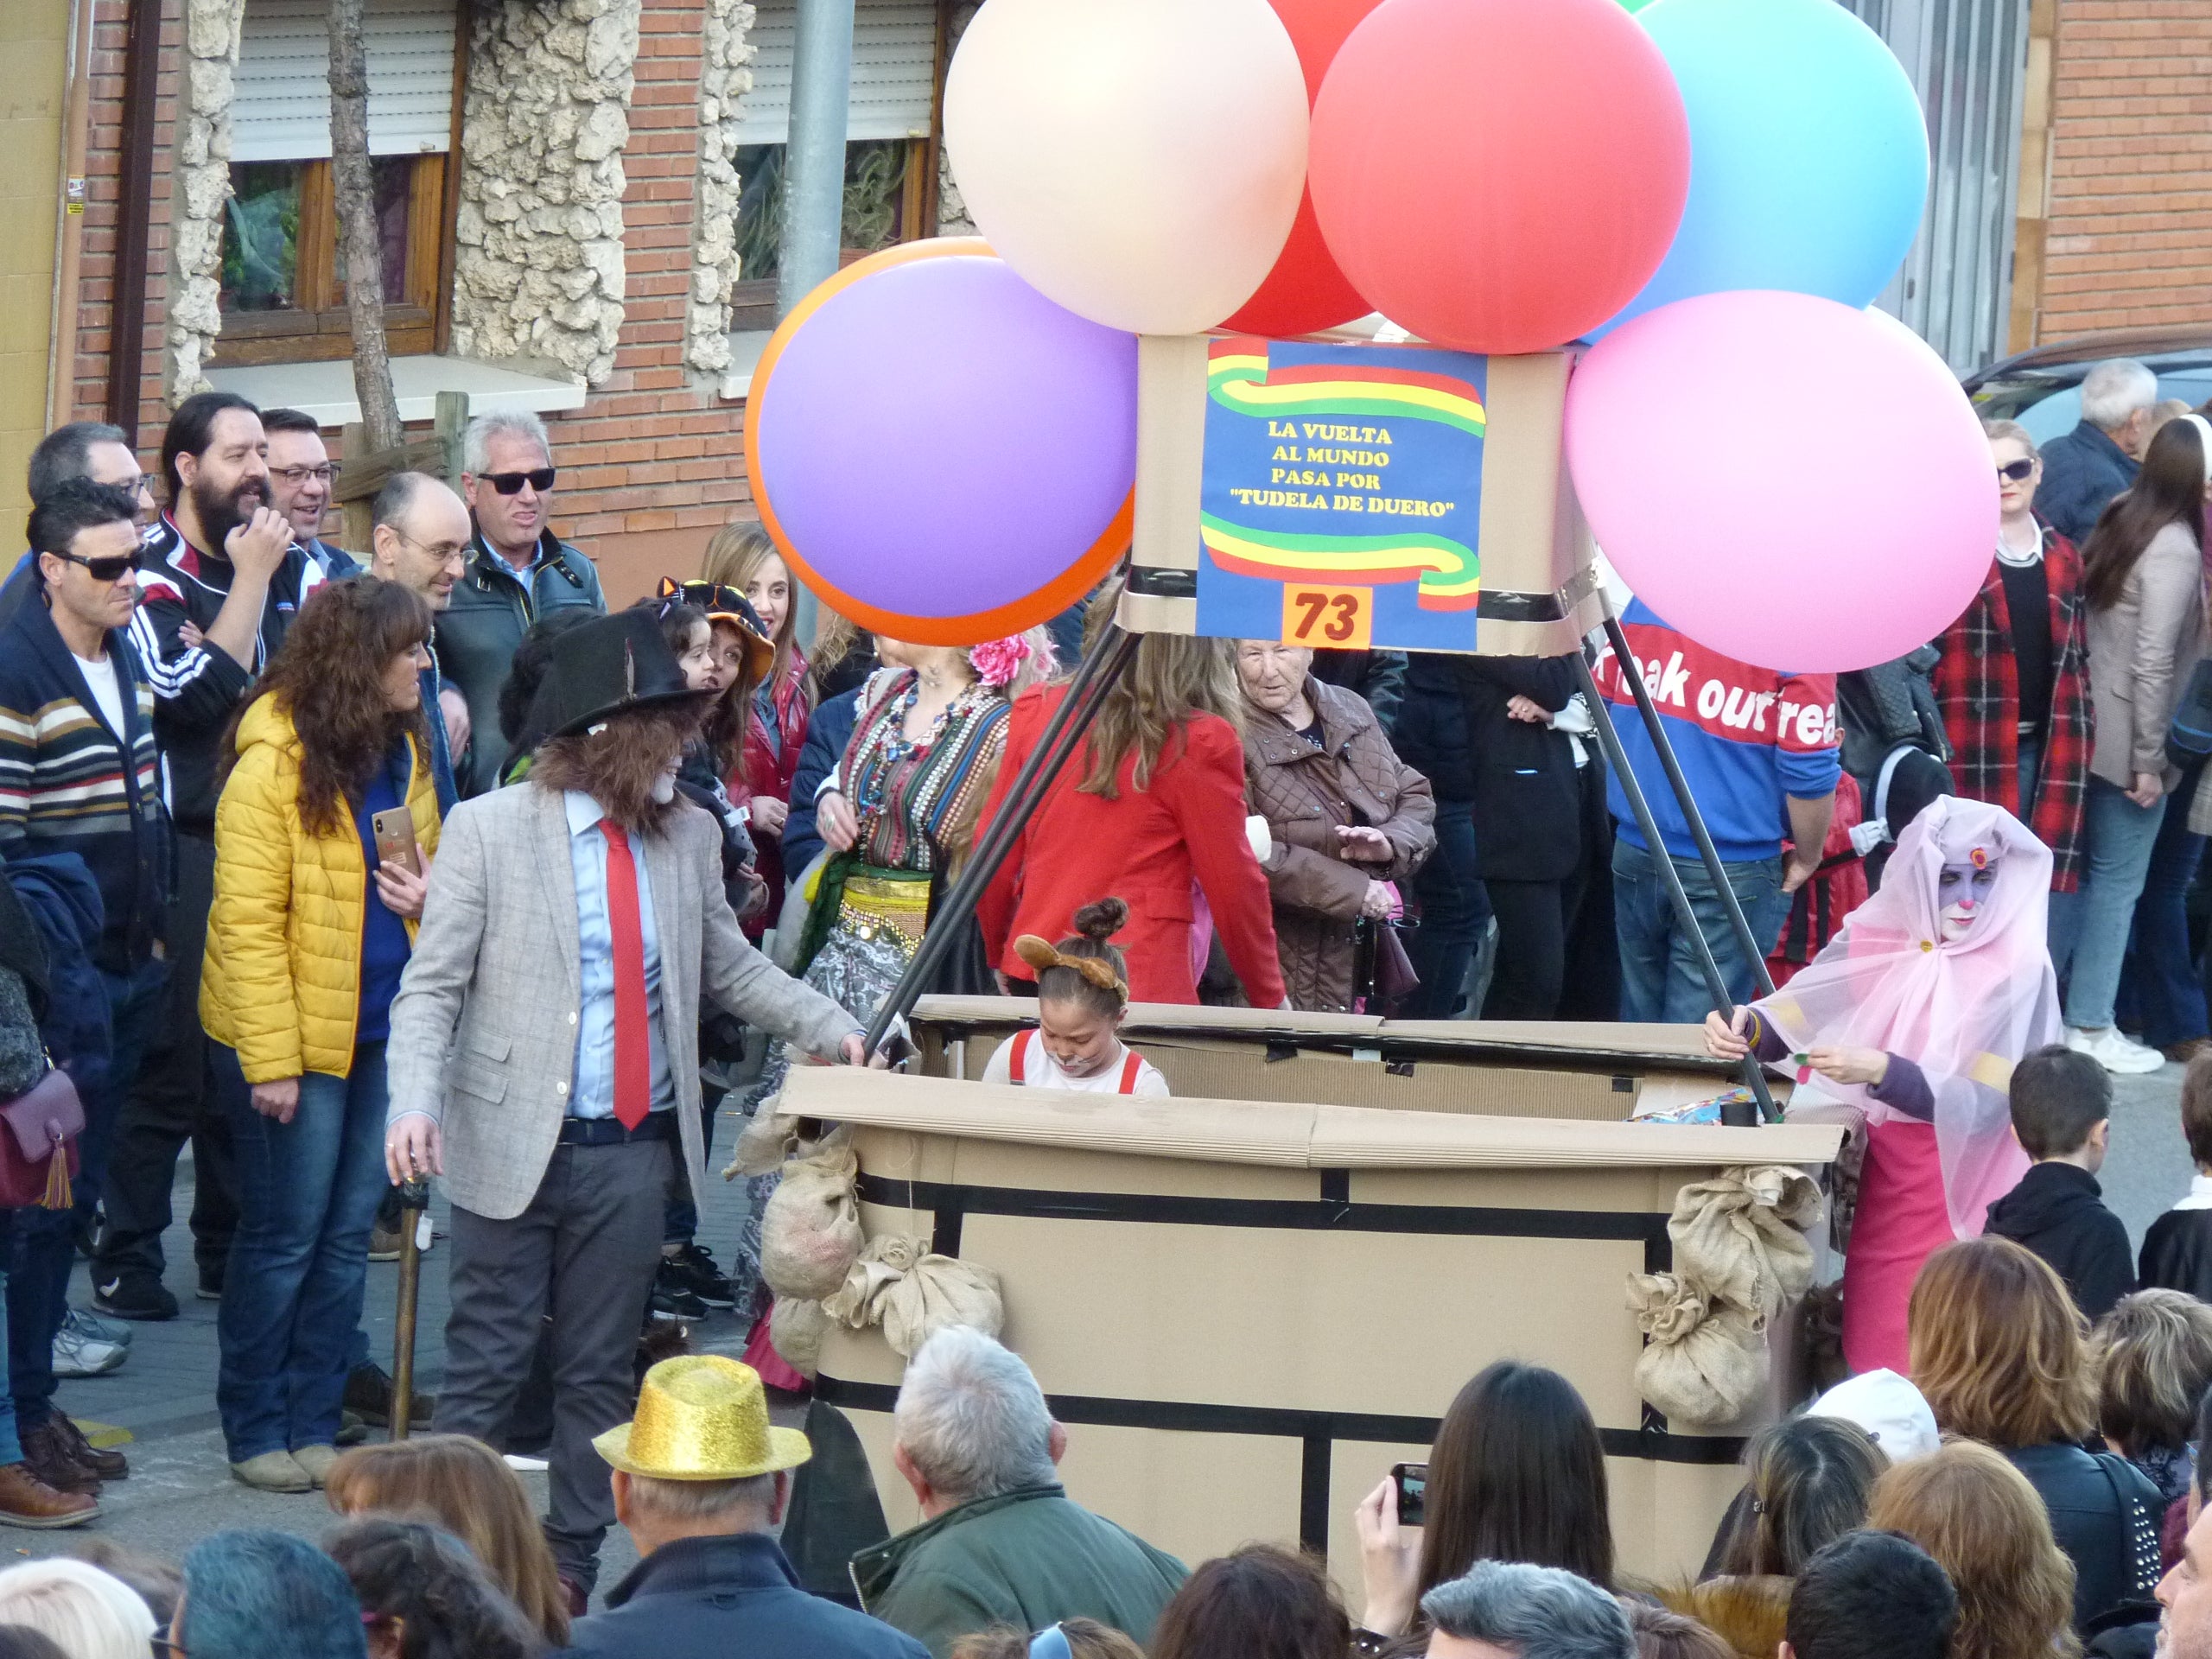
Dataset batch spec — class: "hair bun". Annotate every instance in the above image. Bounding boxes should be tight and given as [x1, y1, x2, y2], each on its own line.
[1072, 898, 1128, 942]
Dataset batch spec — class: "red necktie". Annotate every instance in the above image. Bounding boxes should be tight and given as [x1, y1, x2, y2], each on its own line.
[598, 821, 651, 1130]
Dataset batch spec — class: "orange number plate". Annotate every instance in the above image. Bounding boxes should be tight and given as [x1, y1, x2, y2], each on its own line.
[1281, 584, 1374, 651]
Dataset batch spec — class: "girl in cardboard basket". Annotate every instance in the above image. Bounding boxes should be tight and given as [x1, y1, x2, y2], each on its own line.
[982, 899, 1171, 1097]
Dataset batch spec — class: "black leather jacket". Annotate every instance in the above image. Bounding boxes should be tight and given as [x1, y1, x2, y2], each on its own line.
[2005, 1442, 2164, 1631]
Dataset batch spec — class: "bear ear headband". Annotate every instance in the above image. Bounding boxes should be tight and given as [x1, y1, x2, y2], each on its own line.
[1012, 935, 1128, 997]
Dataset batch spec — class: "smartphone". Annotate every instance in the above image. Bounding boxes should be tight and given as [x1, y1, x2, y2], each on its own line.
[1391, 1461, 1427, 1528]
[371, 806, 419, 875]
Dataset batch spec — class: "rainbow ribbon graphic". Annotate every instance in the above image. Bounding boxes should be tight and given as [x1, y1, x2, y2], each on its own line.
[1203, 343, 1484, 611]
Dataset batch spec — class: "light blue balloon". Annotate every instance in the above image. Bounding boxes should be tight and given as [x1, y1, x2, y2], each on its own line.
[1592, 0, 1929, 336]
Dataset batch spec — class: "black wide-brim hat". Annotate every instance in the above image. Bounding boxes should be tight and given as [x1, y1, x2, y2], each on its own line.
[524, 608, 705, 742]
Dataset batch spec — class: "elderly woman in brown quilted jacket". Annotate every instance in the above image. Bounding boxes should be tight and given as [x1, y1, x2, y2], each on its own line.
[1236, 641, 1436, 1013]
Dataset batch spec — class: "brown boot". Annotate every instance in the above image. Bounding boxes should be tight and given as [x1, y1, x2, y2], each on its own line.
[19, 1419, 100, 1496]
[0, 1461, 97, 1528]
[39, 1414, 124, 1480]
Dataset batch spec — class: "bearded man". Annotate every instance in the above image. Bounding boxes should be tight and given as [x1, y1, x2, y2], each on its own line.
[96, 391, 327, 1325]
[385, 608, 869, 1602]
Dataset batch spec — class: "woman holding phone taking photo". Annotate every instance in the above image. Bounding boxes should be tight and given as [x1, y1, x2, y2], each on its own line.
[200, 576, 444, 1494]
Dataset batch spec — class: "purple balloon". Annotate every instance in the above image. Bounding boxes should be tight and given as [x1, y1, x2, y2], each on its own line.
[754, 254, 1138, 622]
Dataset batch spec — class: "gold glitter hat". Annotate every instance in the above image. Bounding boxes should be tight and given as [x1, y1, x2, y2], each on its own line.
[592, 1355, 812, 1480]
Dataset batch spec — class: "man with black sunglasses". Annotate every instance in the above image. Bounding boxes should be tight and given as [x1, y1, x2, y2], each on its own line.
[443, 410, 606, 797]
[0, 477, 169, 1513]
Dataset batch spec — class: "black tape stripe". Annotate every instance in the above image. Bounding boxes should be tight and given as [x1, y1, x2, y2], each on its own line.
[855, 1171, 1669, 1247]
[1300, 1436, 1332, 1552]
[813, 1376, 1743, 1465]
[1475, 589, 1567, 622]
[1125, 567, 1198, 599]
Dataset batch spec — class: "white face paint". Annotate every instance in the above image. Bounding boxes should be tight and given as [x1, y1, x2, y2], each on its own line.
[1937, 859, 2000, 941]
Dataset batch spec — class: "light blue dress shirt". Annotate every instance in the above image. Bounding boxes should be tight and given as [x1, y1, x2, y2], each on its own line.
[563, 790, 677, 1118]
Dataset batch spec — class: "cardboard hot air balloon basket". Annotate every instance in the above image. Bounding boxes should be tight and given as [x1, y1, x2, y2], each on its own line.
[785, 1007, 1839, 1601]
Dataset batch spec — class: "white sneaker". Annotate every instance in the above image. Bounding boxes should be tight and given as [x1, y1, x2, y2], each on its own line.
[51, 1324, 126, 1379]
[2065, 1025, 2166, 1075]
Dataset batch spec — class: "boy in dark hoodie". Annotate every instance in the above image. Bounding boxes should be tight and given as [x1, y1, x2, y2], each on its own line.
[2139, 1052, 2212, 1300]
[1986, 1043, 2134, 1319]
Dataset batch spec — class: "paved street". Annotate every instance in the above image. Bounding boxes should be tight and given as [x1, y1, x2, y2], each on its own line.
[11, 1139, 774, 1602]
[0, 1060, 2192, 1592]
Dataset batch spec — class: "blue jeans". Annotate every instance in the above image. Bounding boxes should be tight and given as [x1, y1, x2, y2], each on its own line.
[8, 957, 167, 1440]
[213, 1040, 391, 1461]
[2124, 759, 2209, 1047]
[2063, 778, 2169, 1030]
[1612, 838, 1789, 1023]
[1402, 800, 1491, 1019]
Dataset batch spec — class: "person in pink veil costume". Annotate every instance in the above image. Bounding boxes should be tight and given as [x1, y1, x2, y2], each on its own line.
[1705, 795, 2055, 1374]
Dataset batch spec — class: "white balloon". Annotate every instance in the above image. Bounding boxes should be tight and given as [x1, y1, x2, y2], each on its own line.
[944, 0, 1310, 337]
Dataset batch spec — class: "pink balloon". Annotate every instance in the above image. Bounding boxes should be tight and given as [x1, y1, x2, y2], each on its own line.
[1565, 290, 1997, 673]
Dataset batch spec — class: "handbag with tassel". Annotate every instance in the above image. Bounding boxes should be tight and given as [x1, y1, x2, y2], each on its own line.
[0, 1065, 82, 1211]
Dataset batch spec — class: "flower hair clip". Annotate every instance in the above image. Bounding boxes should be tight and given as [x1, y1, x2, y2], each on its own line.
[1969, 846, 1989, 868]
[968, 635, 1033, 690]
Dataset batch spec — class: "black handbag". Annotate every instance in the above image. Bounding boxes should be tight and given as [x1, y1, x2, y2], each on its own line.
[2169, 658, 2212, 769]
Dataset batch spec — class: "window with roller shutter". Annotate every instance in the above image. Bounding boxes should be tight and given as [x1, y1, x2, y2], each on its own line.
[215, 0, 461, 366]
[726, 0, 943, 334]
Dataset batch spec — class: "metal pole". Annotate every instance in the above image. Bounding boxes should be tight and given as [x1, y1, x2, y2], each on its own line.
[1573, 653, 1780, 1127]
[777, 0, 855, 321]
[390, 1177, 430, 1439]
[861, 626, 1141, 1055]
[1601, 615, 1779, 1001]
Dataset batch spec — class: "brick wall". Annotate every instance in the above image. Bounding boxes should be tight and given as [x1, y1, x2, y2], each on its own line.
[71, 0, 181, 450]
[529, 0, 754, 605]
[67, 0, 755, 609]
[2038, 0, 2212, 337]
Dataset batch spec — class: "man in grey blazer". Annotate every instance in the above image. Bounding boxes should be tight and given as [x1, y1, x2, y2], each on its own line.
[385, 608, 864, 1594]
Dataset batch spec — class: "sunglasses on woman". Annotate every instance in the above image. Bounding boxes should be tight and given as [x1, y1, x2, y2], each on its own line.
[1997, 458, 2035, 482]
[480, 467, 556, 495]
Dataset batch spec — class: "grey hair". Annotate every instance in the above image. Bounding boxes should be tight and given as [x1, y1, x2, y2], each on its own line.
[621, 1471, 774, 1522]
[27, 421, 129, 505]
[2079, 359, 2159, 429]
[1421, 1561, 1635, 1659]
[462, 409, 552, 474]
[1982, 417, 2038, 460]
[893, 1326, 1058, 1503]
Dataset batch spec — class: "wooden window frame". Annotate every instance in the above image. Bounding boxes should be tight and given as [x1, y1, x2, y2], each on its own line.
[726, 135, 933, 334]
[211, 153, 448, 367]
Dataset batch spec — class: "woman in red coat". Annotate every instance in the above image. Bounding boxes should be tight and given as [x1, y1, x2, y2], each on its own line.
[978, 607, 1287, 1007]
[704, 523, 811, 937]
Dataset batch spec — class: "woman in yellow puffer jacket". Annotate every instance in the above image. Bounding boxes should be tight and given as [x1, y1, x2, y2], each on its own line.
[200, 576, 442, 1494]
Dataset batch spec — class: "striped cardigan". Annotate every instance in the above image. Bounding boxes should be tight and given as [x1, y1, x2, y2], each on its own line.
[0, 596, 166, 970]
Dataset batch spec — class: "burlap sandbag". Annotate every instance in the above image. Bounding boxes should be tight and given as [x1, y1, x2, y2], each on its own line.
[759, 1142, 864, 1300]
[822, 1234, 1006, 1357]
[769, 1296, 831, 1379]
[1627, 1272, 1767, 1427]
[1666, 1165, 1822, 1322]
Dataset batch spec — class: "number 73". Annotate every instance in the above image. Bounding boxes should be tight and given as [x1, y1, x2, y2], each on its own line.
[1281, 584, 1373, 650]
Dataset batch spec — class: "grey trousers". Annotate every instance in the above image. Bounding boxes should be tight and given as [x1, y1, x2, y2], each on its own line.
[438, 1139, 670, 1587]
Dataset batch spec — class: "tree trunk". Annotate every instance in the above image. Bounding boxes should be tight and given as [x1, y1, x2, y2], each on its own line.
[329, 0, 403, 453]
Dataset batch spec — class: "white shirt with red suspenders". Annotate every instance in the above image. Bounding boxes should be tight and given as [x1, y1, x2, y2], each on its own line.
[982, 1028, 1172, 1097]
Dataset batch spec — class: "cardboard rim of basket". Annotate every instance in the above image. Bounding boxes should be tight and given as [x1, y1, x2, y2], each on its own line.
[782, 1068, 1844, 1172]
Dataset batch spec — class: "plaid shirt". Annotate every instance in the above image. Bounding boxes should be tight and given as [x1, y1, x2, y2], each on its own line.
[1932, 524, 2092, 892]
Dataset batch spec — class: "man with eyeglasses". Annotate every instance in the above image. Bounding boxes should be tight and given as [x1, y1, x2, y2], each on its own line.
[0, 478, 170, 1516]
[260, 407, 359, 578]
[0, 420, 157, 631]
[442, 409, 606, 797]
[99, 390, 325, 1328]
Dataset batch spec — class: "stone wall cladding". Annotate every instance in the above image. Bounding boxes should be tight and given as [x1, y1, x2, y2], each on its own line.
[936, 3, 976, 234]
[2040, 0, 2212, 335]
[450, 0, 642, 385]
[167, 0, 245, 404]
[686, 0, 754, 374]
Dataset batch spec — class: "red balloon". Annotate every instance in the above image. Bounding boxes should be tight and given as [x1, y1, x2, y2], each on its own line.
[1222, 0, 1382, 338]
[1307, 0, 1690, 355]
